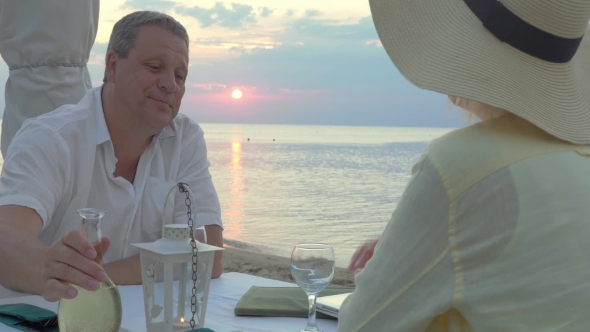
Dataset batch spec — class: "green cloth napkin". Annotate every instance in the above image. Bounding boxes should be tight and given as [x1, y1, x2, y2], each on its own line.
[0, 303, 59, 332]
[234, 286, 354, 320]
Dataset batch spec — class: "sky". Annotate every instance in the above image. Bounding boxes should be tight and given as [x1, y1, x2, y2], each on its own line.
[0, 0, 462, 128]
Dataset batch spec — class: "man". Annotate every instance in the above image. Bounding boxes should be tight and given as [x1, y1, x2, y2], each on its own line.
[0, 11, 224, 301]
[0, 0, 99, 157]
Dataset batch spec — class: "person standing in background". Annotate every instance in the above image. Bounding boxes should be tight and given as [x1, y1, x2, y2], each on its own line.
[0, 0, 99, 157]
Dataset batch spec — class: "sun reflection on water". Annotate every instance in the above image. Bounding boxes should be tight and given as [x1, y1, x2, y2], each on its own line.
[223, 139, 245, 240]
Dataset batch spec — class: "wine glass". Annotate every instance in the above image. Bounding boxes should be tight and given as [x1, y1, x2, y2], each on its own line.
[192, 226, 207, 243]
[290, 244, 335, 332]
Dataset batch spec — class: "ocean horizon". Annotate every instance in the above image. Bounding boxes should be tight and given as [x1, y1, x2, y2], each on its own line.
[0, 119, 454, 266]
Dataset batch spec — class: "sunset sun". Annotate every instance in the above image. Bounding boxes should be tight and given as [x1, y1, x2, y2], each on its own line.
[232, 89, 243, 99]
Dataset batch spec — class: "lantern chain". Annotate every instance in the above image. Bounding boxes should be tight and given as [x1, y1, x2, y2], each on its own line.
[178, 182, 198, 329]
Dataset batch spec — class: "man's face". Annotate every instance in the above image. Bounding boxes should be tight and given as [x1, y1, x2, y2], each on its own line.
[108, 25, 188, 133]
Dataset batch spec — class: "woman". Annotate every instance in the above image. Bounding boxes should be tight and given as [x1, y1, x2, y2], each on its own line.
[339, 0, 590, 331]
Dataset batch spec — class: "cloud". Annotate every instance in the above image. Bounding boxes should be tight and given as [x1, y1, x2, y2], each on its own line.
[191, 16, 379, 57]
[177, 2, 256, 29]
[365, 40, 383, 47]
[229, 16, 381, 71]
[187, 17, 394, 92]
[278, 88, 329, 95]
[178, 15, 460, 128]
[260, 7, 273, 18]
[235, 42, 393, 90]
[286, 9, 295, 17]
[191, 83, 228, 91]
[286, 16, 378, 41]
[122, 0, 176, 11]
[194, 37, 280, 49]
[88, 42, 108, 66]
[305, 10, 321, 18]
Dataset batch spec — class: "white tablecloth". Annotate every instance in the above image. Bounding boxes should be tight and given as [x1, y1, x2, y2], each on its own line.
[0, 272, 337, 332]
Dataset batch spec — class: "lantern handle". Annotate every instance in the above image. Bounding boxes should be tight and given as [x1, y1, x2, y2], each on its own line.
[162, 182, 201, 329]
[161, 184, 177, 236]
[177, 182, 200, 329]
[161, 183, 198, 236]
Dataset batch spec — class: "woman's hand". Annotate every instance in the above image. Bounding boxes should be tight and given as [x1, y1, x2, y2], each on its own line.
[348, 238, 379, 272]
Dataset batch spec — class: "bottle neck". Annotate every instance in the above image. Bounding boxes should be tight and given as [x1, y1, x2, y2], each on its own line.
[82, 218, 104, 267]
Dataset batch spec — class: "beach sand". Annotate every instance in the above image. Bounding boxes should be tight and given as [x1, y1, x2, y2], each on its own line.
[222, 247, 356, 288]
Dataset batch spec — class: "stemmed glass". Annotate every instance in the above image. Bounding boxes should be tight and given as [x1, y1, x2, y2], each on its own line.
[193, 225, 207, 243]
[290, 244, 335, 332]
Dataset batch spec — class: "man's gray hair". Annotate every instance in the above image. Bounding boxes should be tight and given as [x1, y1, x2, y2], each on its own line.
[102, 11, 189, 82]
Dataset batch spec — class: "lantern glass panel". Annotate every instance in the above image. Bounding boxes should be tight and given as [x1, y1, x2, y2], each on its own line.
[173, 255, 212, 328]
[141, 257, 166, 328]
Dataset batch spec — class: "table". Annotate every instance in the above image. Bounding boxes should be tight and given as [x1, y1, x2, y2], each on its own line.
[0, 273, 338, 332]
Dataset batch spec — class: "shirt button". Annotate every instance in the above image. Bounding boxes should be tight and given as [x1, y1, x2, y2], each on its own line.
[108, 166, 114, 173]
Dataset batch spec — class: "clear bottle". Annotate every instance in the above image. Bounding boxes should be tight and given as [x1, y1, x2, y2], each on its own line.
[58, 209, 123, 332]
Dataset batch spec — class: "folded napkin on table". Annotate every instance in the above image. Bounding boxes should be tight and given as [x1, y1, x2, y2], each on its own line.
[0, 303, 59, 332]
[234, 286, 354, 319]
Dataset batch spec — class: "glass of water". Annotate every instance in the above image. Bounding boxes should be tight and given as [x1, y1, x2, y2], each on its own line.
[290, 244, 335, 332]
[192, 226, 207, 243]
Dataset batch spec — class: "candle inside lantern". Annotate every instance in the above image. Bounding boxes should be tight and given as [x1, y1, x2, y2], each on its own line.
[172, 316, 186, 330]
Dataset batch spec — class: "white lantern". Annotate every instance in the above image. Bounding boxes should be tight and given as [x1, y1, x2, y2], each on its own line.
[132, 183, 223, 332]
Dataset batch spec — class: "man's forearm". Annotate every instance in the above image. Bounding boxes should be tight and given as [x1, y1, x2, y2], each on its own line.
[104, 254, 142, 285]
[205, 225, 224, 278]
[0, 224, 46, 295]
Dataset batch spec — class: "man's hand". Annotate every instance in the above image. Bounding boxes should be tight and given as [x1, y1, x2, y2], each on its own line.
[348, 238, 379, 272]
[40, 232, 110, 302]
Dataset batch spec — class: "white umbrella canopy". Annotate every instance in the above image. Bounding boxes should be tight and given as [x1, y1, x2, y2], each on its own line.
[0, 0, 99, 157]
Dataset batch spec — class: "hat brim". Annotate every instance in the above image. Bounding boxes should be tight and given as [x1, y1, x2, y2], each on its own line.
[369, 0, 590, 144]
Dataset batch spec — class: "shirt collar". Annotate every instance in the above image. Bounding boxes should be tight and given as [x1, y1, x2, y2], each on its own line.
[93, 85, 177, 145]
[157, 121, 177, 140]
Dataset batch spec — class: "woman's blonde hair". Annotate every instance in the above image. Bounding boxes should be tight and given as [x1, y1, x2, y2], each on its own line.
[448, 96, 508, 124]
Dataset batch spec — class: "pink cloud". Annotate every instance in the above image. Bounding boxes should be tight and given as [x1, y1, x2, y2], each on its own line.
[278, 88, 329, 95]
[192, 83, 228, 91]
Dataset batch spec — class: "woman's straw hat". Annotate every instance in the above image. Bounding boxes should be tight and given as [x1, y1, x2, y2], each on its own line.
[369, 0, 590, 144]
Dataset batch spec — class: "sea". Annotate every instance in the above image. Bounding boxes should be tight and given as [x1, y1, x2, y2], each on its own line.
[0, 120, 454, 267]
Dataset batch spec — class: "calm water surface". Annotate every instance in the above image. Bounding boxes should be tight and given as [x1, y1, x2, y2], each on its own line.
[201, 123, 453, 266]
